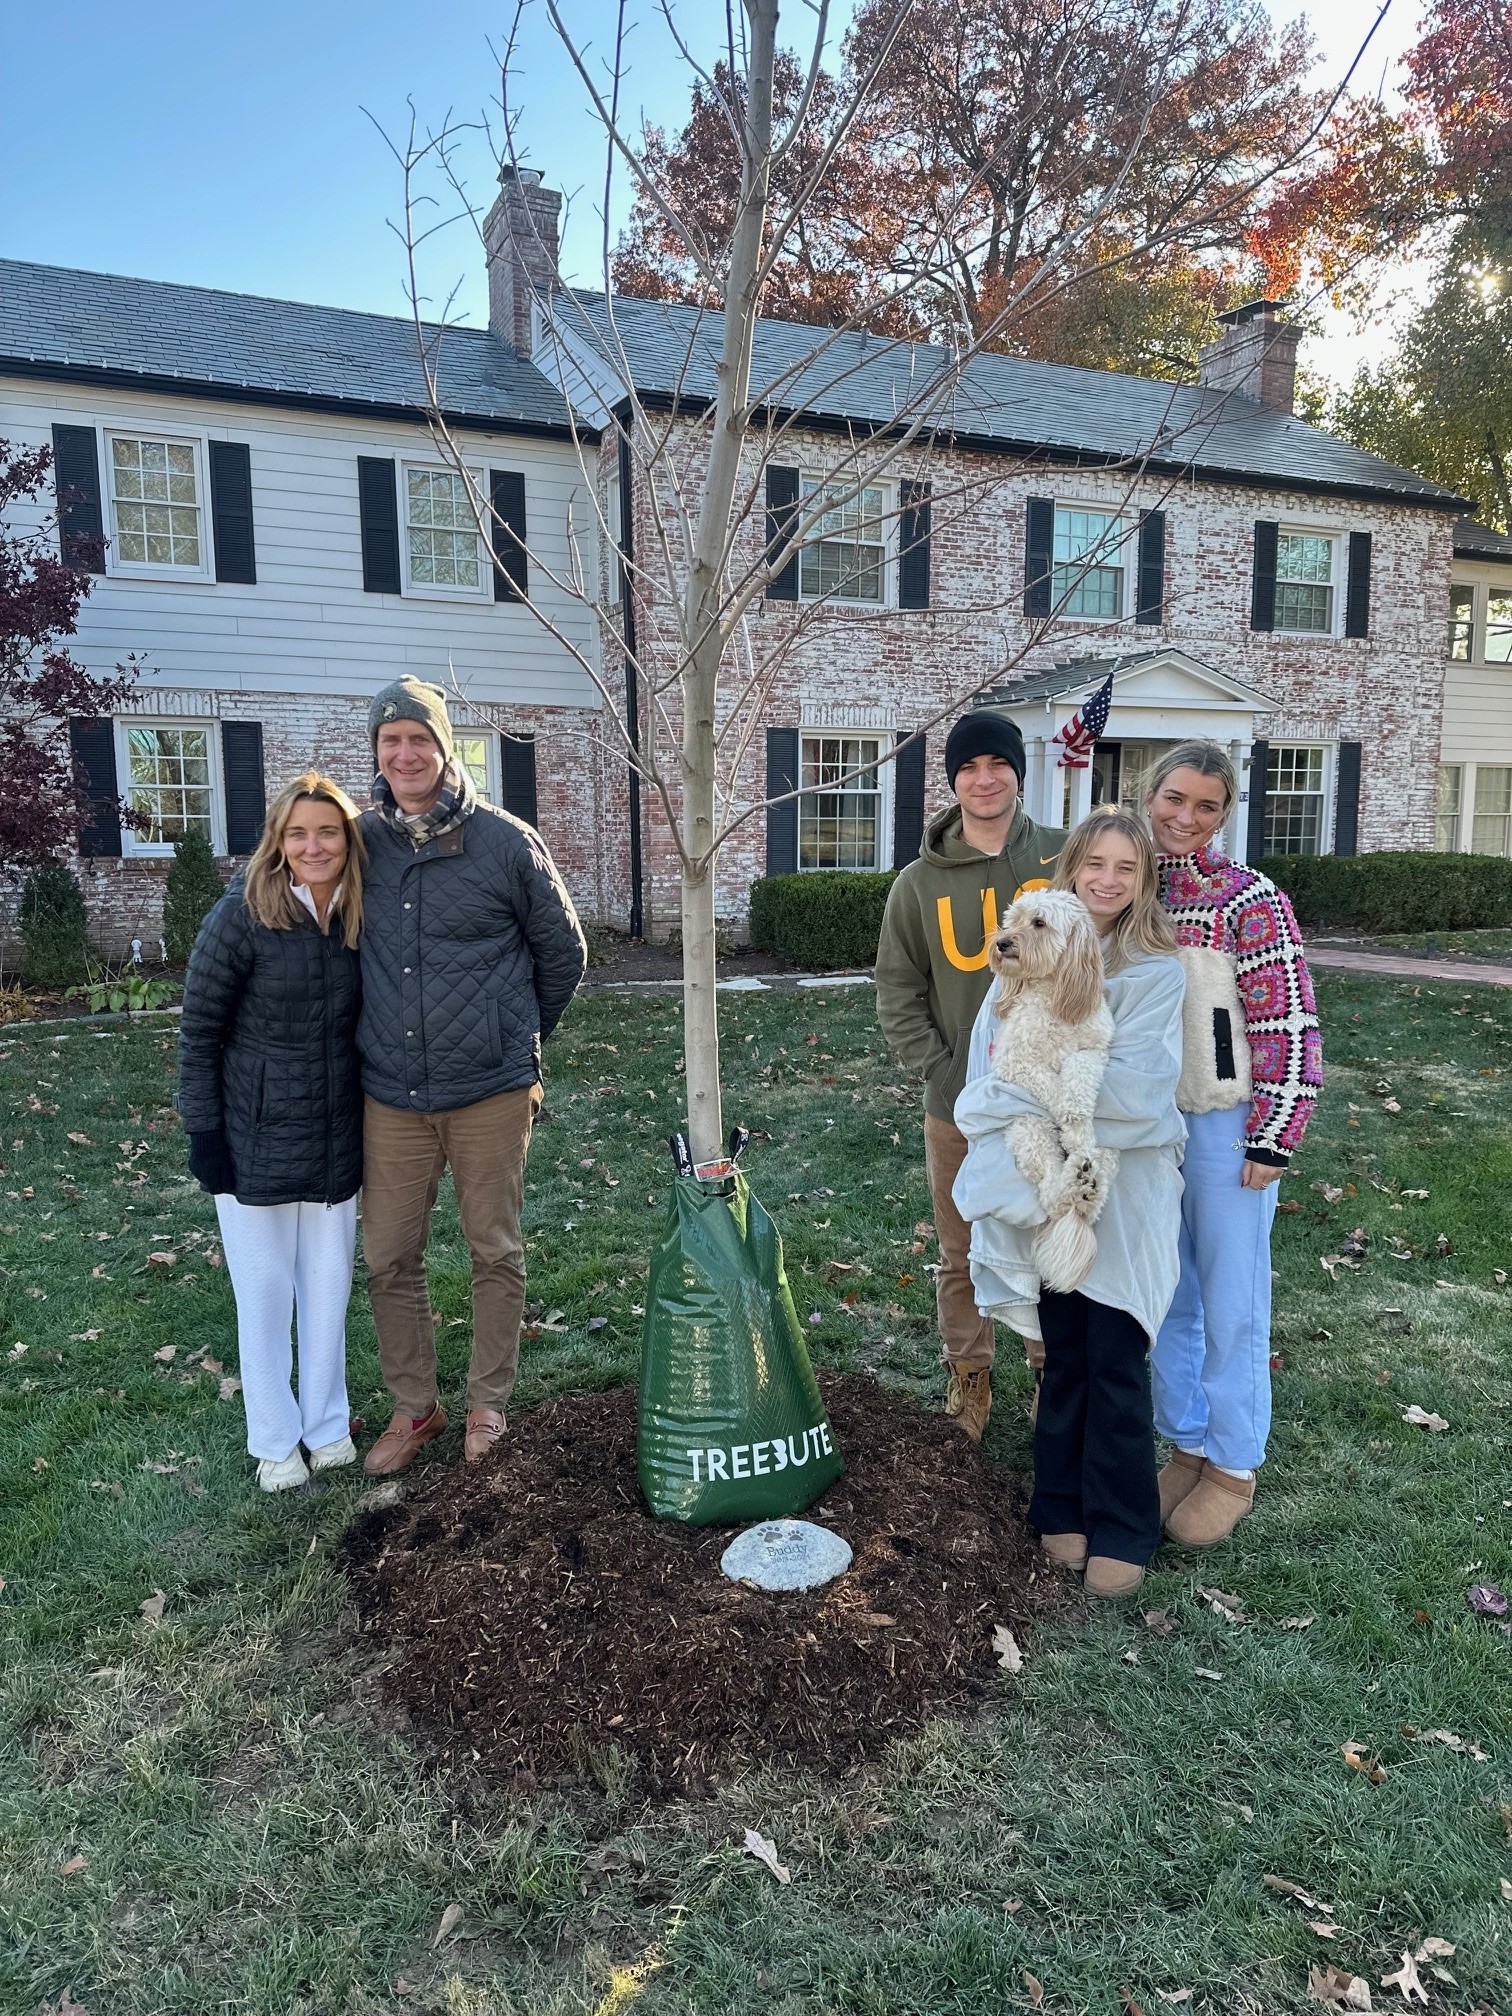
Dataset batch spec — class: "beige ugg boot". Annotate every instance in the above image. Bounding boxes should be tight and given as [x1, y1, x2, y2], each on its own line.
[1085, 1556, 1145, 1598]
[1165, 1466, 1254, 1547]
[1157, 1447, 1206, 1523]
[1040, 1531, 1088, 1572]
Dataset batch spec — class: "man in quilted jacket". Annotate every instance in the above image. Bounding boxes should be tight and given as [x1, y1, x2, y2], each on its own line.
[358, 677, 587, 1473]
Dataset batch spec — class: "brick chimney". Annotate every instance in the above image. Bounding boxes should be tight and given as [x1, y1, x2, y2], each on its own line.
[483, 166, 562, 356]
[1196, 299, 1302, 414]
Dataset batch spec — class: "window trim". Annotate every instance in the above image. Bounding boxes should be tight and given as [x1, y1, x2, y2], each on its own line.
[398, 457, 491, 602]
[1049, 500, 1136, 625]
[1470, 762, 1512, 857]
[1271, 523, 1344, 639]
[101, 425, 214, 583]
[1449, 575, 1512, 665]
[795, 475, 894, 610]
[1437, 762, 1465, 850]
[114, 717, 225, 858]
[796, 727, 895, 873]
[1262, 740, 1334, 857]
[455, 727, 501, 806]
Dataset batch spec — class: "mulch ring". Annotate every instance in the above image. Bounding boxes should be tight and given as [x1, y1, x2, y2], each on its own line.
[339, 1371, 1063, 1797]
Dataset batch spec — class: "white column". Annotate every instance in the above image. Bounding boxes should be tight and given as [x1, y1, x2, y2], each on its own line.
[1462, 762, 1478, 854]
[1227, 736, 1248, 862]
[1068, 762, 1094, 827]
[1025, 737, 1052, 825]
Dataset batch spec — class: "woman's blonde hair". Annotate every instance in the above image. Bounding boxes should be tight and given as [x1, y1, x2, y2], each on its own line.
[243, 773, 365, 949]
[1146, 740, 1238, 813]
[1053, 806, 1177, 973]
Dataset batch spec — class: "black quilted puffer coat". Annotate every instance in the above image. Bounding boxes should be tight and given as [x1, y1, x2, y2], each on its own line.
[357, 803, 586, 1114]
[177, 881, 363, 1205]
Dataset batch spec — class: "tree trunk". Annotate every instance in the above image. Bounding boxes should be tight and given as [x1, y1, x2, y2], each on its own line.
[680, 855, 723, 1164]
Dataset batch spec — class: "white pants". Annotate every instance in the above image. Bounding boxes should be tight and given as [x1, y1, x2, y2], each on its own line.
[215, 1194, 356, 1461]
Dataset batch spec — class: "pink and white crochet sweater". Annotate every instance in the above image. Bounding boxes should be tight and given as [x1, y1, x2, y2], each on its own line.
[1158, 844, 1322, 1161]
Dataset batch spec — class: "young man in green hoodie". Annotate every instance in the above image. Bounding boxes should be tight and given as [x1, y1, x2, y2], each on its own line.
[875, 709, 1068, 1444]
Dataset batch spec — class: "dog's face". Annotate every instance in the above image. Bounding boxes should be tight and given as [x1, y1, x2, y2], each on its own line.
[989, 888, 1106, 1024]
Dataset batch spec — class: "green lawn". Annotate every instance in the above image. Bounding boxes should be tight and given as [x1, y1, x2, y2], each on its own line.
[1367, 928, 1512, 962]
[1, 975, 1510, 2016]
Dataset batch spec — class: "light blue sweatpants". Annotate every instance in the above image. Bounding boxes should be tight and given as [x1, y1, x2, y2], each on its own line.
[1151, 1106, 1278, 1473]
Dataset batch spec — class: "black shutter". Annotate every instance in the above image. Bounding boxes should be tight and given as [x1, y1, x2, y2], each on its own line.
[766, 727, 800, 873]
[893, 729, 927, 867]
[765, 465, 800, 601]
[357, 457, 402, 594]
[1344, 531, 1372, 639]
[221, 723, 265, 855]
[1246, 738, 1271, 860]
[490, 470, 528, 602]
[208, 441, 257, 585]
[1136, 509, 1166, 625]
[69, 718, 120, 857]
[52, 425, 105, 574]
[899, 480, 932, 609]
[503, 734, 538, 827]
[1024, 496, 1054, 618]
[1334, 740, 1362, 855]
[1251, 520, 1279, 632]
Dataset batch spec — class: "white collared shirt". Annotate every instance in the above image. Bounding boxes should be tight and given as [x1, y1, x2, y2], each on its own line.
[290, 874, 343, 926]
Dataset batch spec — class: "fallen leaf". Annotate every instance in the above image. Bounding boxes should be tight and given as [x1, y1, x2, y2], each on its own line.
[1401, 1724, 1489, 1759]
[1143, 1608, 1176, 1637]
[66, 1132, 94, 1146]
[45, 1993, 91, 2016]
[1414, 1939, 1455, 1961]
[586, 1315, 608, 1332]
[200, 1356, 223, 1375]
[1197, 1585, 1246, 1623]
[1382, 1098, 1402, 1114]
[1195, 1667, 1224, 1682]
[1310, 1964, 1373, 2009]
[69, 1330, 102, 1341]
[1157, 1994, 1194, 2007]
[742, 1826, 790, 1884]
[32, 1457, 49, 1473]
[1342, 1740, 1386, 1783]
[59, 1853, 87, 1876]
[1401, 1405, 1449, 1432]
[145, 1251, 177, 1268]
[1123, 1647, 1141, 1665]
[431, 1902, 464, 1948]
[153, 1346, 176, 1364]
[1500, 1877, 1512, 1903]
[857, 1612, 896, 1628]
[1118, 1990, 1147, 2016]
[1309, 1921, 1339, 1939]
[1279, 1616, 1316, 1631]
[1312, 1182, 1345, 1203]
[1264, 1875, 1334, 1913]
[393, 1981, 414, 1998]
[1380, 1951, 1427, 2005]
[218, 1376, 242, 1402]
[1023, 1973, 1045, 2008]
[1469, 1582, 1508, 1616]
[139, 1589, 166, 1625]
[992, 1624, 1024, 1673]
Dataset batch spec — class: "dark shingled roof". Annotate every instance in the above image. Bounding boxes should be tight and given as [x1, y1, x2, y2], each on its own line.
[1454, 516, 1512, 561]
[563, 291, 1469, 511]
[0, 259, 584, 436]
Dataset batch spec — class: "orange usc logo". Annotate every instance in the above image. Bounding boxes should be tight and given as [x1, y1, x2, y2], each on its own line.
[935, 880, 1054, 971]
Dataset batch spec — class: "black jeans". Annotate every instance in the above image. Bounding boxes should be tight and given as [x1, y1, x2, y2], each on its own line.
[1028, 1289, 1161, 1566]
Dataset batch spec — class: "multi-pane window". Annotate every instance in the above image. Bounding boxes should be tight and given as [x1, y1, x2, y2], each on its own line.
[456, 731, 497, 804]
[1053, 507, 1127, 619]
[1487, 592, 1512, 664]
[124, 725, 214, 847]
[799, 482, 886, 603]
[1274, 532, 1336, 634]
[405, 468, 480, 590]
[1472, 766, 1512, 856]
[1436, 765, 1464, 851]
[1263, 745, 1327, 855]
[799, 734, 885, 870]
[109, 436, 202, 569]
[1448, 585, 1476, 660]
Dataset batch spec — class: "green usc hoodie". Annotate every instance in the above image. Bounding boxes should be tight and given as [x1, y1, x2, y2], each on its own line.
[875, 802, 1068, 1124]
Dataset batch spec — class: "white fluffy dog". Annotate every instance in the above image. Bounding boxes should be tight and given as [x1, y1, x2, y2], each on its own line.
[987, 887, 1117, 1294]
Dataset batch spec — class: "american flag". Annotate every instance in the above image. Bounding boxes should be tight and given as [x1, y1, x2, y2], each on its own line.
[1052, 671, 1115, 769]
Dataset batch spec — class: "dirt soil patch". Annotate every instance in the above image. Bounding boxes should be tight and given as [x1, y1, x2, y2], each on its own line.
[340, 1372, 1061, 1795]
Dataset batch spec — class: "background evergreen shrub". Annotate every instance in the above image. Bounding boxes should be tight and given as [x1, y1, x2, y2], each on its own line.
[19, 862, 90, 987]
[163, 833, 227, 964]
[748, 870, 897, 970]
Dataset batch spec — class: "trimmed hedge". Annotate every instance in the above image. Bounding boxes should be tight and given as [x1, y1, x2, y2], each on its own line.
[748, 870, 897, 970]
[1258, 852, 1512, 934]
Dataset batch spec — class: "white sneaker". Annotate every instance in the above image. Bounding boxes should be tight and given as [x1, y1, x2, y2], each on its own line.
[307, 1434, 356, 1472]
[256, 1450, 310, 1493]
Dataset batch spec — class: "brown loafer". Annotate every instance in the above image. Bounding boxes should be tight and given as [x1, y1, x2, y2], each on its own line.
[363, 1404, 447, 1476]
[1085, 1555, 1145, 1599]
[1158, 1447, 1206, 1523]
[1040, 1531, 1088, 1572]
[464, 1407, 507, 1463]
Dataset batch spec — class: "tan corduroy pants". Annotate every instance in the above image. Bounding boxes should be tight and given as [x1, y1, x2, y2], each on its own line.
[362, 1085, 539, 1415]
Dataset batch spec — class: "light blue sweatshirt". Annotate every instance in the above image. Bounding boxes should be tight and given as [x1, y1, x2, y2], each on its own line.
[952, 951, 1187, 1343]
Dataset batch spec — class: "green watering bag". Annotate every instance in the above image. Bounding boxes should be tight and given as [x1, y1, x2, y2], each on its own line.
[638, 1157, 844, 1526]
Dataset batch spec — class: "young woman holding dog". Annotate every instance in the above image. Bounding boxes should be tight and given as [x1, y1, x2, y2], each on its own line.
[178, 774, 366, 1493]
[954, 808, 1184, 1597]
[1146, 742, 1322, 1546]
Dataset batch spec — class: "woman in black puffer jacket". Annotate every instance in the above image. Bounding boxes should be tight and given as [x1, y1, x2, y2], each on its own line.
[179, 773, 365, 1494]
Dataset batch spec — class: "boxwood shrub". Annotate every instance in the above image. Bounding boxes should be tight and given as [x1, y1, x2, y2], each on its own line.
[748, 869, 897, 970]
[1258, 852, 1512, 933]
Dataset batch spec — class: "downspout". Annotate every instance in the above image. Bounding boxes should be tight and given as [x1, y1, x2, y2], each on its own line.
[617, 415, 645, 939]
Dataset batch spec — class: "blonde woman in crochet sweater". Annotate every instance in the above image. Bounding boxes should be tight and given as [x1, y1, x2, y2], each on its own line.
[1146, 742, 1323, 1548]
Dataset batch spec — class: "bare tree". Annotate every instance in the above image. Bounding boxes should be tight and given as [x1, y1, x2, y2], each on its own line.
[385, 0, 1385, 1164]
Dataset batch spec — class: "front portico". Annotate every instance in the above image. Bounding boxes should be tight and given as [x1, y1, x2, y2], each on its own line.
[985, 650, 1277, 861]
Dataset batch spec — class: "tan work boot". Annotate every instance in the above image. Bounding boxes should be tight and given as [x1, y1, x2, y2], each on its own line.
[463, 1407, 507, 1464]
[1158, 1447, 1207, 1523]
[1165, 1466, 1254, 1547]
[944, 1365, 992, 1444]
[363, 1404, 448, 1476]
[1085, 1555, 1145, 1599]
[1040, 1531, 1088, 1572]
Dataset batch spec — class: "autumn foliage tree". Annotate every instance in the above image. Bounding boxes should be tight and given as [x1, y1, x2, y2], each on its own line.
[0, 441, 135, 868]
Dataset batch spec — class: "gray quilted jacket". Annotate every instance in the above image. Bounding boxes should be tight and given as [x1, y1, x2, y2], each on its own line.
[357, 803, 586, 1113]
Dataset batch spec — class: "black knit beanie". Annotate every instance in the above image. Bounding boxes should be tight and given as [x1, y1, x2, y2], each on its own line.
[944, 708, 1026, 789]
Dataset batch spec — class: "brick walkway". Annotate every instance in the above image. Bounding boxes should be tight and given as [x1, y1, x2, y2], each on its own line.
[1308, 946, 1512, 988]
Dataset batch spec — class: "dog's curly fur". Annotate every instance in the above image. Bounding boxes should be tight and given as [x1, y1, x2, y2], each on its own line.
[987, 888, 1117, 1294]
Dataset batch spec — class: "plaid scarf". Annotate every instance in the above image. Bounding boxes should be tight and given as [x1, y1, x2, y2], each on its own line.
[371, 760, 476, 848]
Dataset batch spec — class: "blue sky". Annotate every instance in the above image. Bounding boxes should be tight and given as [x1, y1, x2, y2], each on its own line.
[1, 0, 1419, 376]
